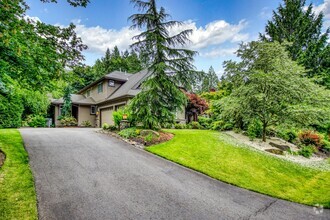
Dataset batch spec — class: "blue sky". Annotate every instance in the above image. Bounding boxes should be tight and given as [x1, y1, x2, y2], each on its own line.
[26, 0, 329, 75]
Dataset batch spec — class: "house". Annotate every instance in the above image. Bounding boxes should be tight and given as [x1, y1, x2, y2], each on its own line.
[51, 69, 186, 127]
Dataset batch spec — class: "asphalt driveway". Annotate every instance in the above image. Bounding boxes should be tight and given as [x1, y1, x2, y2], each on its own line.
[20, 128, 329, 220]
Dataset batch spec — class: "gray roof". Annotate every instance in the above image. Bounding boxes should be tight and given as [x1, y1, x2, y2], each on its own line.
[52, 94, 96, 105]
[105, 69, 150, 102]
[105, 71, 133, 81]
[52, 69, 150, 105]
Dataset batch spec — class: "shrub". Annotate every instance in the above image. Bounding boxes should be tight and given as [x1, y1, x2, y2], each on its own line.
[162, 123, 173, 129]
[298, 146, 316, 158]
[222, 123, 234, 131]
[276, 128, 298, 143]
[298, 130, 323, 149]
[27, 115, 46, 127]
[102, 123, 110, 130]
[0, 93, 23, 128]
[118, 127, 138, 139]
[108, 125, 117, 131]
[59, 116, 77, 127]
[113, 110, 123, 129]
[81, 120, 92, 127]
[198, 117, 212, 129]
[190, 121, 201, 129]
[174, 123, 185, 129]
[144, 134, 153, 142]
[320, 140, 330, 153]
[211, 120, 224, 130]
[247, 119, 263, 140]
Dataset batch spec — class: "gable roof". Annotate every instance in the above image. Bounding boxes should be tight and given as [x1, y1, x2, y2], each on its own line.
[52, 69, 150, 105]
[104, 69, 150, 102]
[77, 70, 132, 94]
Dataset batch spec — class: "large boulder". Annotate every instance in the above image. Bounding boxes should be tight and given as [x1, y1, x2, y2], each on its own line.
[269, 142, 290, 151]
[140, 130, 159, 137]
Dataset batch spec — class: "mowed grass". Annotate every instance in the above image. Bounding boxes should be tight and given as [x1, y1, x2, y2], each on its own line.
[0, 129, 37, 220]
[147, 129, 330, 207]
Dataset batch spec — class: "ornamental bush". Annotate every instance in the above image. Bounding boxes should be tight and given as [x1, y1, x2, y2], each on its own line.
[298, 130, 323, 149]
[26, 115, 46, 127]
[0, 93, 23, 128]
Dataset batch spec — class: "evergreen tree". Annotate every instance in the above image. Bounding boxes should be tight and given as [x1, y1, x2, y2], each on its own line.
[201, 66, 219, 92]
[260, 0, 330, 87]
[128, 0, 197, 129]
[61, 86, 72, 117]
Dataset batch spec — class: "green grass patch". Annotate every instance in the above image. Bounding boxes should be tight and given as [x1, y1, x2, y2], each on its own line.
[0, 129, 37, 220]
[147, 129, 330, 207]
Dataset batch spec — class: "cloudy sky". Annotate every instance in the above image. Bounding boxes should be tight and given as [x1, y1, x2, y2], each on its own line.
[26, 0, 329, 75]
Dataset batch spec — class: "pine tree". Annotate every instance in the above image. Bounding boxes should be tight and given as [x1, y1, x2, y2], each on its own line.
[128, 0, 197, 129]
[260, 0, 330, 87]
[201, 66, 219, 92]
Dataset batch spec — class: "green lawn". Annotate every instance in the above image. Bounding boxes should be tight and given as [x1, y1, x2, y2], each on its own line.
[0, 129, 37, 220]
[147, 129, 330, 207]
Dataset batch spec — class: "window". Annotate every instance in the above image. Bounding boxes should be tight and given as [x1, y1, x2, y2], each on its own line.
[97, 83, 103, 93]
[86, 90, 90, 97]
[108, 80, 115, 87]
[90, 105, 96, 115]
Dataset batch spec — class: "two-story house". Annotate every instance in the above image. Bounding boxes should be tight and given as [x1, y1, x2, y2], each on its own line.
[51, 69, 186, 127]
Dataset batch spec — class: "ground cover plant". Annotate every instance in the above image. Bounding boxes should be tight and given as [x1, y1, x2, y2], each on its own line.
[0, 129, 37, 220]
[147, 129, 330, 207]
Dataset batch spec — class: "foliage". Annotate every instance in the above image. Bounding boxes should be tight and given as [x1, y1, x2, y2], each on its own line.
[247, 119, 263, 140]
[118, 127, 139, 139]
[59, 116, 77, 127]
[189, 121, 201, 129]
[144, 134, 153, 142]
[198, 117, 212, 129]
[61, 86, 72, 117]
[81, 120, 92, 127]
[0, 129, 37, 220]
[185, 92, 209, 115]
[276, 127, 298, 143]
[298, 130, 323, 149]
[128, 0, 197, 129]
[112, 107, 133, 129]
[210, 121, 224, 131]
[148, 129, 330, 207]
[221, 41, 330, 141]
[260, 0, 330, 88]
[0, 83, 23, 128]
[0, 0, 86, 127]
[298, 145, 316, 158]
[199, 66, 219, 93]
[174, 123, 186, 129]
[26, 115, 46, 127]
[102, 123, 110, 130]
[21, 90, 50, 118]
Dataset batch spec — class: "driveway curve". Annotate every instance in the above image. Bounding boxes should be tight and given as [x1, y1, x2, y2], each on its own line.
[20, 128, 329, 220]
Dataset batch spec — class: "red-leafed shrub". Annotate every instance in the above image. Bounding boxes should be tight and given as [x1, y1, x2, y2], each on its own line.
[298, 130, 323, 149]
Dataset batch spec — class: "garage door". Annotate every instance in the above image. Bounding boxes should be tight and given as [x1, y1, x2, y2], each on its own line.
[100, 107, 114, 126]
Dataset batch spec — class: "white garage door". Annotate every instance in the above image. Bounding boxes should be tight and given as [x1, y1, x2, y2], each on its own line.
[100, 107, 114, 126]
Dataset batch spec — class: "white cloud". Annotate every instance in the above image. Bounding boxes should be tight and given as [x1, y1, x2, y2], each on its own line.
[201, 47, 237, 58]
[24, 15, 41, 23]
[168, 19, 249, 50]
[306, 0, 330, 27]
[72, 19, 140, 55]
[70, 19, 249, 55]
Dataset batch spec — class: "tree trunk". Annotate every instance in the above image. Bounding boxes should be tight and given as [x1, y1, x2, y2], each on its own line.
[262, 123, 267, 142]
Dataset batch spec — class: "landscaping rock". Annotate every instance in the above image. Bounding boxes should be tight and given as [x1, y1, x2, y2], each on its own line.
[265, 148, 284, 155]
[140, 130, 159, 137]
[269, 142, 290, 151]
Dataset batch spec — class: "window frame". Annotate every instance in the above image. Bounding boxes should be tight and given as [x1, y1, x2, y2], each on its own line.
[97, 82, 103, 93]
[108, 80, 115, 87]
[90, 105, 96, 115]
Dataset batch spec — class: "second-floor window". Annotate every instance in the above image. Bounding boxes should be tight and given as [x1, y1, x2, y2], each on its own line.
[86, 90, 90, 97]
[97, 83, 103, 93]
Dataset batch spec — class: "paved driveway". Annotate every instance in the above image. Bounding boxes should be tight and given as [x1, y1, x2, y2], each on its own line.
[20, 128, 328, 220]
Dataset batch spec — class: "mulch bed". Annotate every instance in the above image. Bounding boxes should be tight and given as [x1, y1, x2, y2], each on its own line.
[0, 150, 5, 168]
[131, 132, 174, 146]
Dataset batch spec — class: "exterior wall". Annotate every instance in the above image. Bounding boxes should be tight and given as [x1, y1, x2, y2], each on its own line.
[78, 105, 96, 127]
[54, 105, 61, 126]
[83, 80, 122, 102]
[97, 98, 130, 127]
[176, 108, 186, 123]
